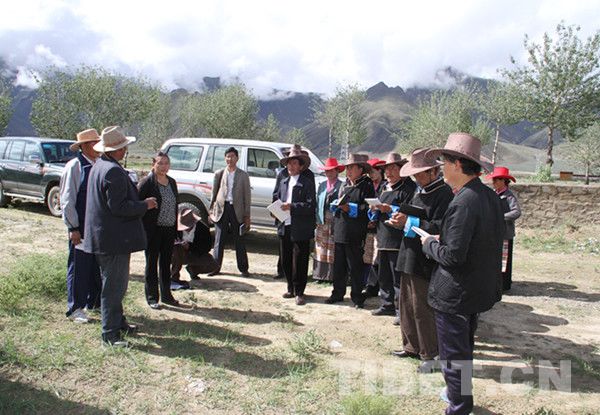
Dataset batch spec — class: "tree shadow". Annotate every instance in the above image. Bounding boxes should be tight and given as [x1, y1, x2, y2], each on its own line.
[193, 277, 258, 293]
[507, 281, 600, 302]
[168, 306, 303, 326]
[131, 314, 299, 378]
[472, 301, 600, 393]
[0, 376, 109, 414]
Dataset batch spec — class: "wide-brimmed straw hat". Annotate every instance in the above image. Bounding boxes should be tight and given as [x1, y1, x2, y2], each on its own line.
[380, 152, 408, 168]
[486, 166, 516, 182]
[177, 208, 202, 231]
[280, 144, 310, 167]
[320, 157, 345, 172]
[344, 154, 372, 173]
[93, 126, 136, 152]
[426, 132, 493, 172]
[70, 128, 100, 151]
[400, 148, 443, 176]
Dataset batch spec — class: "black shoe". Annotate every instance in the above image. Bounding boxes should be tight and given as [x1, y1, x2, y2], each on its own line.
[282, 292, 294, 299]
[354, 302, 365, 309]
[149, 302, 161, 310]
[325, 296, 343, 304]
[371, 307, 396, 316]
[102, 334, 129, 347]
[274, 274, 284, 279]
[391, 350, 419, 359]
[362, 286, 379, 298]
[240, 271, 250, 278]
[190, 274, 201, 280]
[121, 324, 138, 335]
[162, 298, 181, 307]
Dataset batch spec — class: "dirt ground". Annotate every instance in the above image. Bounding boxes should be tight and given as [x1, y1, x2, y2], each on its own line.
[1, 201, 599, 414]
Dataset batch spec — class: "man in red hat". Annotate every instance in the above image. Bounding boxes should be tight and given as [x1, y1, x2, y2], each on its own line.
[420, 133, 504, 414]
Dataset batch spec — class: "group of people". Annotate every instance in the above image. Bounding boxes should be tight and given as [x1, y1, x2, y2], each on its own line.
[60, 126, 521, 415]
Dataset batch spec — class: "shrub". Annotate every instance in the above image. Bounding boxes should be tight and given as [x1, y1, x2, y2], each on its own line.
[0, 253, 66, 312]
[529, 164, 553, 183]
[341, 393, 396, 415]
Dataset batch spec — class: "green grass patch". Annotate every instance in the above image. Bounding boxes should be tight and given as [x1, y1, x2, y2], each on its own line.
[519, 231, 572, 253]
[340, 392, 397, 415]
[288, 329, 327, 363]
[0, 253, 67, 313]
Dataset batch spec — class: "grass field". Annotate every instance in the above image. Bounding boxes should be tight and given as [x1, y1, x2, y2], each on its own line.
[0, 203, 599, 414]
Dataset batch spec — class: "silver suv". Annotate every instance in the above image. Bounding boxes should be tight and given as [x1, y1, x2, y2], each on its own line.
[160, 138, 324, 227]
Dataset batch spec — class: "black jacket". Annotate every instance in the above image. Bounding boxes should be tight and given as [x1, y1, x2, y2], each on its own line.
[138, 172, 179, 239]
[396, 177, 453, 278]
[423, 177, 505, 315]
[274, 173, 316, 241]
[177, 221, 212, 256]
[375, 178, 416, 250]
[83, 155, 147, 255]
[333, 175, 376, 243]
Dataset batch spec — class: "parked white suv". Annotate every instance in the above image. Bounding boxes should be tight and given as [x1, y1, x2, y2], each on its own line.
[160, 138, 325, 228]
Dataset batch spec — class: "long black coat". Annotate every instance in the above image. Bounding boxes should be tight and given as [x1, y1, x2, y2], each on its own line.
[274, 173, 316, 241]
[83, 155, 148, 255]
[395, 177, 453, 279]
[374, 177, 416, 250]
[333, 175, 376, 244]
[423, 177, 505, 315]
[137, 172, 179, 240]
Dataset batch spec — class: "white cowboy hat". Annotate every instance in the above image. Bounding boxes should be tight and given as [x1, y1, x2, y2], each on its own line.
[93, 126, 136, 152]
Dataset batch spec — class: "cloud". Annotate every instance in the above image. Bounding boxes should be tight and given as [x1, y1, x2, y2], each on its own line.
[1, 0, 598, 97]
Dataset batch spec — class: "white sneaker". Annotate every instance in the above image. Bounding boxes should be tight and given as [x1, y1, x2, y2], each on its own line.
[69, 308, 89, 324]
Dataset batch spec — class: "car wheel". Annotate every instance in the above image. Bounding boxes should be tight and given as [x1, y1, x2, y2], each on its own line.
[178, 201, 209, 226]
[0, 180, 11, 207]
[46, 185, 62, 217]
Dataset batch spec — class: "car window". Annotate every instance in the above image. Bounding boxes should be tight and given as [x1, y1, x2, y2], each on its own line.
[166, 145, 204, 171]
[23, 142, 41, 162]
[6, 140, 25, 161]
[247, 148, 279, 178]
[203, 145, 230, 173]
[41, 142, 76, 163]
[0, 140, 7, 159]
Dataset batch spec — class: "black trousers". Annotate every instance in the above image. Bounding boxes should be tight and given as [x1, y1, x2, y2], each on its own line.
[279, 226, 310, 296]
[502, 239, 514, 291]
[378, 250, 399, 309]
[332, 242, 365, 304]
[145, 226, 176, 304]
[435, 310, 478, 415]
[213, 203, 249, 273]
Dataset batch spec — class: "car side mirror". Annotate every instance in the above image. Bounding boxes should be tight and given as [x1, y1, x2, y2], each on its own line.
[29, 154, 43, 165]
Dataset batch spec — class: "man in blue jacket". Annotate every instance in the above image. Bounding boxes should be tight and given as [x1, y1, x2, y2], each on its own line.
[84, 126, 157, 347]
[421, 133, 504, 415]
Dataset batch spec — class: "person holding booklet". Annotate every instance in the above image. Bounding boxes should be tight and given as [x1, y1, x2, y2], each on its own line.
[367, 152, 415, 317]
[273, 145, 316, 305]
[388, 147, 453, 373]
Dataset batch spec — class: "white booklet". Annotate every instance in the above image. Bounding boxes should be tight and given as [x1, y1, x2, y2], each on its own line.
[365, 198, 382, 206]
[75, 239, 85, 251]
[411, 226, 431, 238]
[267, 200, 290, 223]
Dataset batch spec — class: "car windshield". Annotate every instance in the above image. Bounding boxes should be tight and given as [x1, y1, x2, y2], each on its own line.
[41, 142, 77, 164]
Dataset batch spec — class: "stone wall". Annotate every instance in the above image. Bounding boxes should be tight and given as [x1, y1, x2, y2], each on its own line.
[510, 183, 600, 228]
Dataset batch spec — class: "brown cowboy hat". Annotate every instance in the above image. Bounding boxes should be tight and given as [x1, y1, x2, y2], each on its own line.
[70, 128, 100, 151]
[344, 153, 372, 173]
[93, 126, 136, 153]
[400, 148, 443, 176]
[426, 132, 494, 172]
[280, 144, 310, 167]
[380, 152, 408, 168]
[177, 208, 202, 231]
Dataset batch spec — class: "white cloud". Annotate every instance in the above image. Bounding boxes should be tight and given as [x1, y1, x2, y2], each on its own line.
[1, 0, 599, 96]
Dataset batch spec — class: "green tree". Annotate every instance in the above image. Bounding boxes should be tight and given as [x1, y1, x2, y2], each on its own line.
[500, 22, 600, 167]
[283, 127, 307, 147]
[564, 122, 600, 184]
[139, 93, 175, 150]
[0, 79, 12, 134]
[477, 81, 526, 163]
[31, 65, 163, 140]
[312, 96, 342, 158]
[258, 113, 282, 141]
[180, 82, 258, 139]
[399, 87, 492, 153]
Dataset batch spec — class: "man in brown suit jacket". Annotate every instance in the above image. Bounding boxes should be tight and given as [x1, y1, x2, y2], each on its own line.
[209, 147, 251, 276]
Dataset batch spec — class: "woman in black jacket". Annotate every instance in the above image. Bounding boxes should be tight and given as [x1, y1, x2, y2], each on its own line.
[138, 151, 180, 309]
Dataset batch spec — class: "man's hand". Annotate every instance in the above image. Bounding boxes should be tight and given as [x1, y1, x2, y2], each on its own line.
[338, 203, 349, 213]
[387, 212, 407, 228]
[145, 197, 158, 209]
[367, 221, 376, 230]
[244, 217, 251, 228]
[69, 230, 82, 246]
[281, 203, 291, 211]
[420, 234, 440, 244]
[377, 203, 392, 213]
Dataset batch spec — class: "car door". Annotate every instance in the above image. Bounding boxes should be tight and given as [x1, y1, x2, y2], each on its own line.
[2, 140, 26, 193]
[244, 146, 281, 226]
[165, 143, 207, 201]
[18, 140, 45, 197]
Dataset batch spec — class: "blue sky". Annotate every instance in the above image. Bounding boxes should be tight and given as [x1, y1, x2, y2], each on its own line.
[1, 0, 598, 97]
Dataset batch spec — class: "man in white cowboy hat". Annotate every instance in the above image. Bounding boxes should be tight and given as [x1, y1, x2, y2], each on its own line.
[367, 152, 415, 317]
[60, 128, 103, 324]
[388, 147, 453, 374]
[326, 153, 376, 308]
[83, 126, 158, 347]
[419, 133, 504, 414]
[273, 145, 316, 305]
